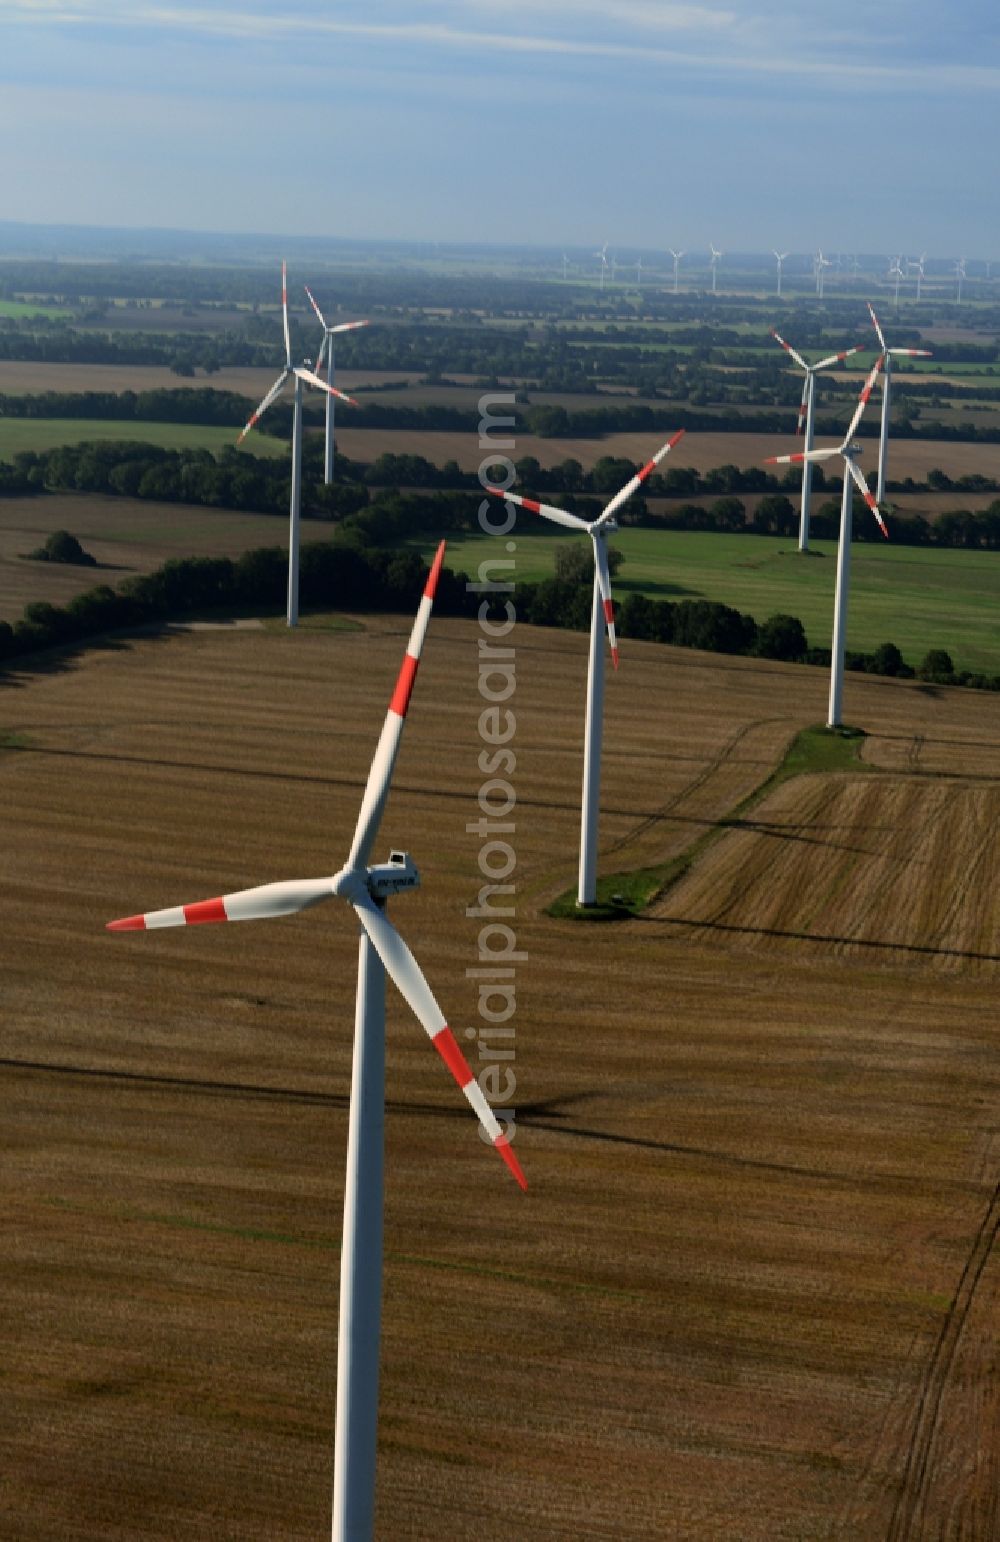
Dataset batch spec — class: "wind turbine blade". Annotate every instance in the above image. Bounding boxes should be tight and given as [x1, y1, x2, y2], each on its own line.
[351, 896, 527, 1189]
[867, 301, 887, 351]
[282, 260, 292, 368]
[107, 877, 335, 931]
[484, 487, 590, 532]
[888, 348, 932, 359]
[592, 535, 619, 669]
[346, 543, 446, 872]
[303, 283, 327, 330]
[294, 366, 358, 406]
[770, 330, 810, 373]
[841, 356, 884, 447]
[313, 332, 328, 377]
[812, 345, 863, 371]
[236, 368, 290, 444]
[846, 457, 889, 538]
[764, 448, 840, 466]
[595, 430, 685, 526]
[795, 375, 810, 435]
[329, 319, 371, 336]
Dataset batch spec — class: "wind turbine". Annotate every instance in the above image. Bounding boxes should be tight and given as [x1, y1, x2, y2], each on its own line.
[562, 251, 569, 280]
[867, 301, 932, 505]
[486, 432, 685, 906]
[774, 250, 790, 298]
[107, 543, 527, 1541]
[304, 286, 370, 486]
[814, 250, 832, 298]
[595, 242, 609, 290]
[635, 255, 643, 286]
[668, 248, 684, 295]
[908, 253, 926, 301]
[237, 262, 357, 627]
[709, 244, 722, 294]
[769, 328, 863, 550]
[889, 256, 904, 307]
[765, 359, 887, 728]
[955, 257, 966, 303]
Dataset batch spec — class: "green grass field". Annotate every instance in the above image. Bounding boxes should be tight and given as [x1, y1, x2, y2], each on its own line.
[412, 526, 1000, 674]
[0, 298, 72, 319]
[0, 418, 287, 459]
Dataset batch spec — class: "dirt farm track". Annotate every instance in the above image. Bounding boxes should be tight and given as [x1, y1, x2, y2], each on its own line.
[2, 616, 998, 1539]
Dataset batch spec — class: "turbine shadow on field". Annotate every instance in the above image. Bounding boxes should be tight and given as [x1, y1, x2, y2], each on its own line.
[3, 1058, 979, 1198]
[615, 576, 701, 599]
[0, 739, 663, 822]
[639, 912, 1000, 965]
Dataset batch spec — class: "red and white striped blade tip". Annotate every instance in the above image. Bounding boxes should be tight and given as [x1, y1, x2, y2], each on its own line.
[425, 539, 446, 597]
[303, 284, 325, 326]
[496, 1135, 528, 1190]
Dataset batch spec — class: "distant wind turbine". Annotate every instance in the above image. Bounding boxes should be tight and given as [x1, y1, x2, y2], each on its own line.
[766, 359, 887, 728]
[635, 255, 643, 286]
[562, 252, 569, 280]
[595, 242, 609, 290]
[888, 256, 904, 307]
[304, 286, 369, 486]
[770, 328, 863, 550]
[955, 257, 966, 303]
[709, 244, 722, 295]
[668, 248, 685, 295]
[814, 250, 832, 298]
[237, 262, 357, 626]
[867, 302, 932, 506]
[773, 250, 790, 298]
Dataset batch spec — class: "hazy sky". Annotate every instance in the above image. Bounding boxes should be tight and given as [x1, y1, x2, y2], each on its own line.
[2, 1, 998, 255]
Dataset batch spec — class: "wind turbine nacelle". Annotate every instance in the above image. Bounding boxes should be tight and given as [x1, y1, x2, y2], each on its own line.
[601, 516, 620, 534]
[368, 851, 420, 899]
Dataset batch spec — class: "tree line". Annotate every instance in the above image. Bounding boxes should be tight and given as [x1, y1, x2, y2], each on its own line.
[1, 536, 995, 697]
[7, 437, 1000, 550]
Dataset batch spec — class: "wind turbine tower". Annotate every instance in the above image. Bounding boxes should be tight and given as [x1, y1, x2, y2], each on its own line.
[107, 547, 527, 1542]
[770, 329, 862, 550]
[774, 250, 790, 298]
[304, 287, 369, 486]
[709, 244, 722, 294]
[237, 262, 357, 626]
[888, 257, 904, 307]
[867, 302, 932, 506]
[487, 433, 686, 905]
[766, 361, 888, 727]
[668, 248, 685, 295]
[814, 251, 832, 298]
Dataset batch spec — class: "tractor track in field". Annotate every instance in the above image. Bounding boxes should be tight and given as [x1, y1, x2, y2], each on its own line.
[883, 1180, 1000, 1541]
[606, 715, 789, 856]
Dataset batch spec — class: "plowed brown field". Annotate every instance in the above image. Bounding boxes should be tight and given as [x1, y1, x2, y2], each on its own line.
[2, 619, 997, 1539]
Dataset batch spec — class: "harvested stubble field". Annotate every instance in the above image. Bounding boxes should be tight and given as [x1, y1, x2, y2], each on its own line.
[0, 362, 419, 397]
[0, 495, 290, 621]
[2, 616, 998, 1539]
[335, 425, 1000, 486]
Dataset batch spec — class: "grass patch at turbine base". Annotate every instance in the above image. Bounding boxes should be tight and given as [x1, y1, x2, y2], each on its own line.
[546, 723, 869, 922]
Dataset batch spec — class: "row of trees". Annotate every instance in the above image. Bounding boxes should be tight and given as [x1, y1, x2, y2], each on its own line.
[6, 379, 1000, 447]
[7, 437, 1000, 550]
[2, 535, 996, 697]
